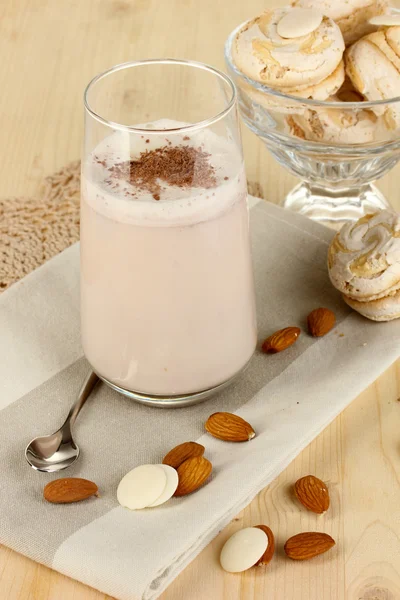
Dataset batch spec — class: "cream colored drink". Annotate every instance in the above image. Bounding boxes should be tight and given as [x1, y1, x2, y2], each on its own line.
[81, 120, 257, 395]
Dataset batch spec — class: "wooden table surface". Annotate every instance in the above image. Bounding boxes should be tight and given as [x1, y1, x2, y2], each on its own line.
[1, 1, 400, 599]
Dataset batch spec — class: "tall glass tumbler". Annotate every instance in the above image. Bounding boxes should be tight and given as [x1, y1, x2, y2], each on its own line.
[81, 59, 257, 407]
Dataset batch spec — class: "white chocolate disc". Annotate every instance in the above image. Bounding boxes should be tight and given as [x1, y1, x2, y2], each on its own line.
[148, 465, 179, 507]
[369, 15, 400, 26]
[220, 527, 268, 573]
[277, 8, 323, 38]
[117, 464, 167, 510]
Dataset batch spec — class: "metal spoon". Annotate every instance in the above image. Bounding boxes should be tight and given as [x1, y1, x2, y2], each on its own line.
[25, 370, 99, 472]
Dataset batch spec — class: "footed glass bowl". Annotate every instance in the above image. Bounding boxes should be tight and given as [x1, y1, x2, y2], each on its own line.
[225, 24, 400, 227]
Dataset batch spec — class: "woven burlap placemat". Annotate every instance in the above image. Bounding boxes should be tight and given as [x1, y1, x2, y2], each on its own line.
[0, 161, 81, 292]
[0, 162, 263, 292]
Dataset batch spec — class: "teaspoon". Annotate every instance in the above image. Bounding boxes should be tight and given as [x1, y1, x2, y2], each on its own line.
[25, 370, 99, 472]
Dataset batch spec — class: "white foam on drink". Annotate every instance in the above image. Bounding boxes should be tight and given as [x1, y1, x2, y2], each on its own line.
[83, 119, 245, 227]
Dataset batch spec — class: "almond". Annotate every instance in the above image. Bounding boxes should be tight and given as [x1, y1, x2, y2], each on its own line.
[307, 307, 335, 337]
[284, 532, 335, 560]
[162, 441, 205, 469]
[254, 525, 275, 566]
[294, 475, 330, 514]
[205, 412, 255, 442]
[262, 327, 300, 353]
[174, 456, 212, 496]
[44, 478, 98, 504]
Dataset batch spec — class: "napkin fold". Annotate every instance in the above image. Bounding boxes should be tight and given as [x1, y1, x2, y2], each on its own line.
[1, 198, 399, 600]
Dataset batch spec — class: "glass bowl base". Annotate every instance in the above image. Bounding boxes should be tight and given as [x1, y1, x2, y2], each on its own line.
[282, 182, 391, 229]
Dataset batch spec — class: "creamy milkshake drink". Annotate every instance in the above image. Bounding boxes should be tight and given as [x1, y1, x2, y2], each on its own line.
[81, 119, 256, 397]
[82, 60, 257, 403]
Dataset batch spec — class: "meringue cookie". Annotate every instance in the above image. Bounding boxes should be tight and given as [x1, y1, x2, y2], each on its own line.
[328, 210, 400, 302]
[287, 97, 378, 143]
[385, 23, 400, 56]
[343, 289, 400, 321]
[238, 61, 344, 117]
[292, 0, 390, 44]
[232, 7, 345, 99]
[364, 29, 400, 73]
[286, 77, 381, 143]
[289, 61, 345, 101]
[345, 29, 400, 128]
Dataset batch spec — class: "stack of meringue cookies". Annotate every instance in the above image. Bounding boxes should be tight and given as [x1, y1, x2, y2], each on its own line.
[328, 209, 400, 322]
[232, 1, 400, 322]
[232, 0, 400, 143]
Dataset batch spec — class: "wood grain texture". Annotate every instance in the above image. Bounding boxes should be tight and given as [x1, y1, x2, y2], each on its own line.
[1, 1, 400, 599]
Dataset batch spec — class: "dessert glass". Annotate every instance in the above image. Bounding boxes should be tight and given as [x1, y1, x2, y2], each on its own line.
[225, 25, 400, 227]
[81, 59, 257, 407]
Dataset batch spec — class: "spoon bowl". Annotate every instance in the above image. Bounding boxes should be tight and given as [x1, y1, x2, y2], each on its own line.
[25, 430, 79, 472]
[25, 371, 99, 473]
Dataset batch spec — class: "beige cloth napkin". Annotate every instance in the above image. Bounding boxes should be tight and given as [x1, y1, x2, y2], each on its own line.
[1, 198, 399, 600]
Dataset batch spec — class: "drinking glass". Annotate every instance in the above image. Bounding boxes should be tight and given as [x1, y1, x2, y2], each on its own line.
[81, 59, 257, 407]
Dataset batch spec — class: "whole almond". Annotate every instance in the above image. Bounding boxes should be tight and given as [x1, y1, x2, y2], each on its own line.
[205, 412, 255, 442]
[284, 532, 335, 560]
[162, 441, 205, 469]
[294, 475, 330, 514]
[254, 525, 275, 566]
[44, 478, 98, 504]
[307, 308, 335, 337]
[174, 456, 212, 496]
[262, 327, 300, 353]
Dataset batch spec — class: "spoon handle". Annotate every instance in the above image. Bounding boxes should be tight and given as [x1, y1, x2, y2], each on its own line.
[65, 371, 99, 428]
